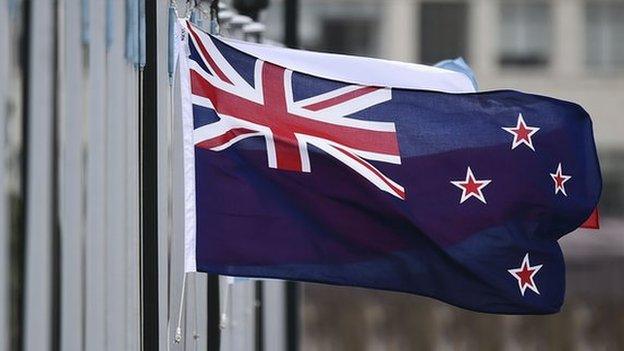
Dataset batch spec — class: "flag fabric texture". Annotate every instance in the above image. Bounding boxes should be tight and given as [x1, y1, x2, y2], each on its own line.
[178, 21, 601, 314]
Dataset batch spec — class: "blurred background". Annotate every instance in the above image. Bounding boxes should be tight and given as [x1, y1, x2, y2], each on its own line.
[258, 0, 624, 350]
[1, 0, 623, 350]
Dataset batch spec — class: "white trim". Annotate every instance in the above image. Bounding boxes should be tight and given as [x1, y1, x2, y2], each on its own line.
[294, 85, 365, 108]
[218, 36, 477, 93]
[179, 27, 197, 272]
[283, 70, 396, 132]
[185, 21, 265, 103]
[298, 135, 405, 199]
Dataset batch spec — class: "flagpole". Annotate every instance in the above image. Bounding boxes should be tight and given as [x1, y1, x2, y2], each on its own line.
[283, 2, 300, 349]
[141, 0, 160, 349]
[284, 0, 299, 48]
[285, 282, 300, 351]
[206, 274, 221, 351]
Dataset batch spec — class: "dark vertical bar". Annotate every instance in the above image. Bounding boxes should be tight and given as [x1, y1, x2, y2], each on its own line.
[283, 1, 315, 344]
[14, 1, 31, 350]
[254, 281, 264, 351]
[51, 1, 61, 350]
[142, 0, 159, 349]
[18, 1, 60, 349]
[285, 282, 299, 351]
[284, 0, 299, 48]
[206, 274, 221, 351]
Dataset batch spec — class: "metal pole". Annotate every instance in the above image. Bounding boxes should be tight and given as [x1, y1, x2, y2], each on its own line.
[284, 1, 300, 348]
[16, 1, 31, 350]
[285, 282, 299, 351]
[142, 0, 159, 349]
[284, 0, 299, 48]
[51, 2, 61, 350]
[207, 274, 221, 351]
[0, 3, 8, 351]
[23, 0, 56, 349]
[255, 281, 264, 351]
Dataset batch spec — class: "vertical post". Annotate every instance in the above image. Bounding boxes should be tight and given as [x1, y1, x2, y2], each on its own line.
[263, 281, 286, 351]
[285, 282, 300, 351]
[205, 4, 223, 350]
[207, 275, 221, 351]
[284, 0, 299, 48]
[225, 279, 255, 350]
[16, 2, 31, 350]
[23, 0, 57, 350]
[51, 2, 61, 350]
[0, 2, 9, 350]
[379, 0, 416, 62]
[553, 0, 582, 76]
[255, 281, 264, 351]
[468, 0, 496, 76]
[284, 2, 301, 348]
[142, 0, 160, 349]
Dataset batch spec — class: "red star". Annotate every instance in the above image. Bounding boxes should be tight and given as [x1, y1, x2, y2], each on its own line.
[502, 113, 540, 151]
[508, 253, 543, 296]
[550, 162, 572, 196]
[450, 167, 492, 204]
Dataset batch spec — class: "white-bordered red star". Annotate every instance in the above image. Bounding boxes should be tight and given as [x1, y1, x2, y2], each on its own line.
[550, 162, 572, 196]
[450, 167, 492, 204]
[502, 113, 540, 151]
[508, 253, 543, 296]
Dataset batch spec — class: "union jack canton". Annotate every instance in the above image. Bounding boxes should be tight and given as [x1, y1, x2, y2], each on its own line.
[187, 24, 404, 199]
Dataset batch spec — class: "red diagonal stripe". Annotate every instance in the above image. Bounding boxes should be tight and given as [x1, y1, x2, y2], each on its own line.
[303, 86, 380, 111]
[187, 21, 232, 84]
[333, 144, 405, 200]
[196, 128, 257, 150]
[191, 69, 263, 117]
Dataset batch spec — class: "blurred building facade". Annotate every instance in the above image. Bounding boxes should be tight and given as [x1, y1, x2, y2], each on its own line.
[1, 1, 622, 350]
[261, 0, 624, 350]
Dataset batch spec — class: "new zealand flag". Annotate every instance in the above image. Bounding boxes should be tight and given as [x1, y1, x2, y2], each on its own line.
[178, 21, 601, 314]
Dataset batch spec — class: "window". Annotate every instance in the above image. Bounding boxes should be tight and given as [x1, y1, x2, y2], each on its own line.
[299, 2, 382, 57]
[586, 1, 624, 69]
[319, 18, 378, 56]
[600, 151, 624, 218]
[499, 1, 552, 67]
[419, 2, 468, 65]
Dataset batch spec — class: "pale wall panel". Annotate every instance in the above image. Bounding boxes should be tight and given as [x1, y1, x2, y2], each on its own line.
[264, 281, 287, 351]
[125, 61, 141, 351]
[221, 279, 256, 351]
[85, 0, 108, 349]
[189, 274, 209, 351]
[105, 0, 129, 349]
[23, 1, 55, 350]
[58, 1, 86, 350]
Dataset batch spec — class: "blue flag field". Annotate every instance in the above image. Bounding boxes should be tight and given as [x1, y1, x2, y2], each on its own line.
[178, 21, 601, 314]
